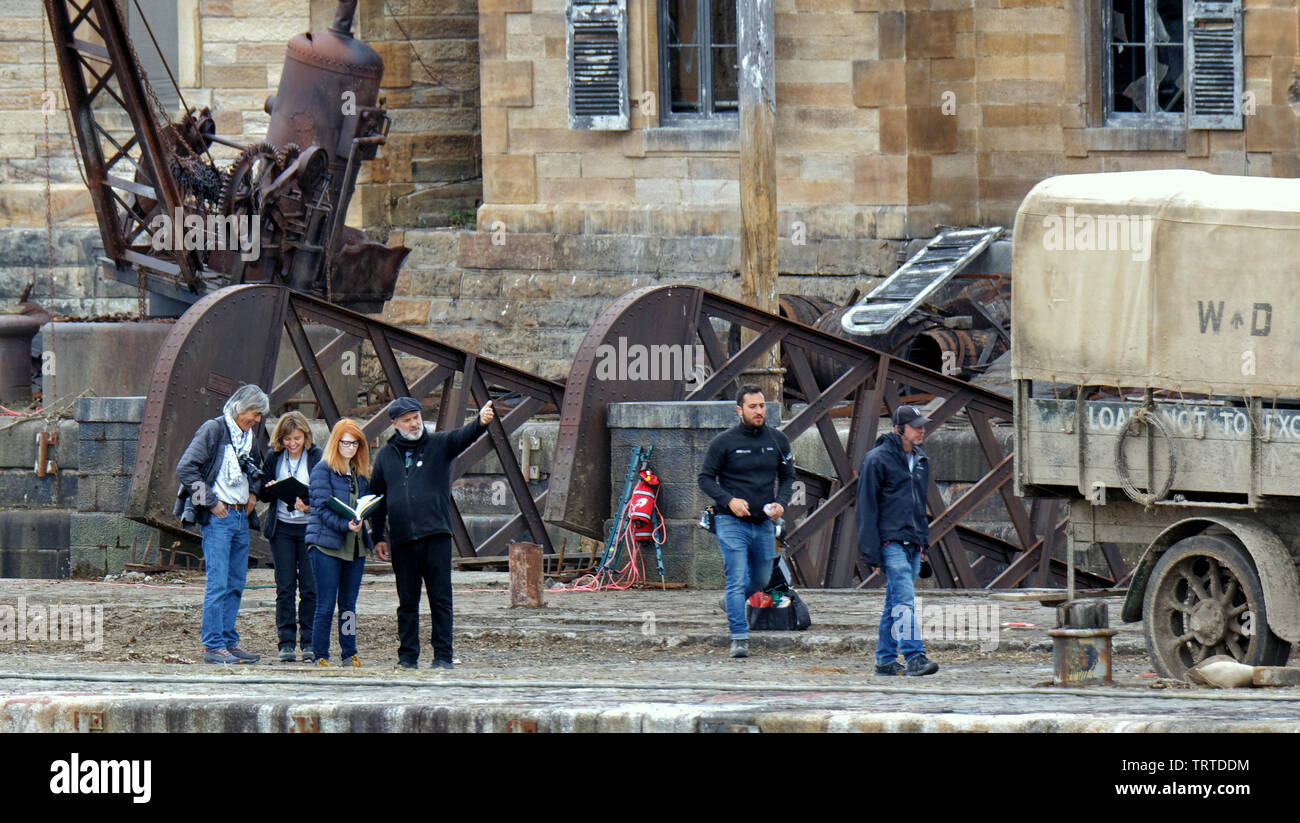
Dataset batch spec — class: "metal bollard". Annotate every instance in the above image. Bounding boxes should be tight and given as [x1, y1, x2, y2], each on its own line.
[509, 542, 544, 608]
[1049, 598, 1117, 685]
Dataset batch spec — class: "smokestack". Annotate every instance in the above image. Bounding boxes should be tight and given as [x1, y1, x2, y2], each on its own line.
[330, 0, 357, 36]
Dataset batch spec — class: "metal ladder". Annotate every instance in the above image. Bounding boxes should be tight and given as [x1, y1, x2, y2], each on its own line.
[840, 226, 1003, 336]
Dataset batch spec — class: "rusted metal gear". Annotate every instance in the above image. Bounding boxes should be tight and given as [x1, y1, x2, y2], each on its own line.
[218, 142, 280, 219]
[273, 141, 300, 171]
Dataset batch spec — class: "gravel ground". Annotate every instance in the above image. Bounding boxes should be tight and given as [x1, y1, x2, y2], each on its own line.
[5, 571, 1300, 730]
[0, 569, 1250, 686]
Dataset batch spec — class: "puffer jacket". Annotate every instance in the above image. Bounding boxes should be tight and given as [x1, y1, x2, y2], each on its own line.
[305, 460, 373, 554]
[855, 431, 930, 569]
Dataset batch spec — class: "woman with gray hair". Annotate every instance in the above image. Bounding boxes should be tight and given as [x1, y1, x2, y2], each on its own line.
[176, 383, 271, 665]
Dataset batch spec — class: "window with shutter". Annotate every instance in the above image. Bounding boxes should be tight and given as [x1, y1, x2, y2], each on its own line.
[568, 0, 629, 130]
[1185, 0, 1243, 130]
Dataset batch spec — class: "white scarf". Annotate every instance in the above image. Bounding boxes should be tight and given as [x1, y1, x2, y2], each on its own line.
[222, 414, 252, 485]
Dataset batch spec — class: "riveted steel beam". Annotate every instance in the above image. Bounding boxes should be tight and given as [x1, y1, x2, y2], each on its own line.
[550, 285, 1104, 589]
[127, 285, 563, 560]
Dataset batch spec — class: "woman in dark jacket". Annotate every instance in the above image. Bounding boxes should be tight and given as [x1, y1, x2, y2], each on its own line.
[306, 418, 373, 667]
[259, 411, 322, 662]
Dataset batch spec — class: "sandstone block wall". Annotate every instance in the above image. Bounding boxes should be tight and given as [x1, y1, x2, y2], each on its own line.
[479, 0, 1300, 238]
[4, 0, 1297, 382]
[380, 226, 902, 381]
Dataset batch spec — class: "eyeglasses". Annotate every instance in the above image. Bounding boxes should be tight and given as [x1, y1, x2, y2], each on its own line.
[339, 440, 360, 449]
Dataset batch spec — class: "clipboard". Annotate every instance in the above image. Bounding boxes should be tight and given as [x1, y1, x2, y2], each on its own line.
[264, 476, 310, 505]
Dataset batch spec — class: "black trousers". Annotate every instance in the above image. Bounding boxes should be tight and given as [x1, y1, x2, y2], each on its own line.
[392, 534, 453, 664]
[269, 521, 315, 650]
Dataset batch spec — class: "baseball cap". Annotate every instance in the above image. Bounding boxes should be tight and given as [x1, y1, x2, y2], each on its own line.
[387, 397, 423, 420]
[894, 405, 932, 429]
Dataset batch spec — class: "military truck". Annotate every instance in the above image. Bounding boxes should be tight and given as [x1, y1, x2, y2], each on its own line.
[1012, 169, 1300, 678]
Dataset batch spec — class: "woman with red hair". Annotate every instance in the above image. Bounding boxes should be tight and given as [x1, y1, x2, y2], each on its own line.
[306, 418, 374, 667]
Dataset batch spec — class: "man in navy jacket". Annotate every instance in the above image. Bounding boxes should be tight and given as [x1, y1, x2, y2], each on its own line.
[370, 396, 495, 670]
[856, 405, 940, 677]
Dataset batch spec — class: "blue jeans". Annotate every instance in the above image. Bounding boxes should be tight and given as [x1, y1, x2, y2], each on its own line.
[715, 515, 776, 639]
[200, 508, 250, 652]
[876, 541, 925, 665]
[309, 547, 365, 662]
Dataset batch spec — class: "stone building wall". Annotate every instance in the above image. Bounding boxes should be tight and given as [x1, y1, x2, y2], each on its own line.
[4, 0, 1297, 380]
[356, 0, 484, 230]
[478, 0, 1300, 238]
[71, 397, 158, 577]
[0, 416, 77, 578]
[382, 225, 899, 381]
[479, 0, 905, 240]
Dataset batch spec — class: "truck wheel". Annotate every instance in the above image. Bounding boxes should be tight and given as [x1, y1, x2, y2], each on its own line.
[1142, 534, 1290, 679]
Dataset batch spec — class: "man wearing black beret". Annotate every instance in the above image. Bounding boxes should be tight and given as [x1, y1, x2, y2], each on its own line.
[369, 395, 495, 669]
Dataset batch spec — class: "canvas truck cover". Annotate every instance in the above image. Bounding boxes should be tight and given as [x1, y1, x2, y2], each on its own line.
[1011, 169, 1300, 398]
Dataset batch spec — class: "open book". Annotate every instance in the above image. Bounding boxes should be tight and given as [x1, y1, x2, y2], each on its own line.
[325, 494, 383, 522]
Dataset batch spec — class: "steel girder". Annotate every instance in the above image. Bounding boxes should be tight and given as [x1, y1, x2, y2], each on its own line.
[548, 285, 1112, 589]
[126, 285, 564, 560]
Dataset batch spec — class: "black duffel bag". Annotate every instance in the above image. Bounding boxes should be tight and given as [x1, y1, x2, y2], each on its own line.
[744, 557, 812, 631]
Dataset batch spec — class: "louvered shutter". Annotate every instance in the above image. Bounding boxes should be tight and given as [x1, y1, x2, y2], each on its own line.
[567, 0, 629, 130]
[1185, 0, 1243, 130]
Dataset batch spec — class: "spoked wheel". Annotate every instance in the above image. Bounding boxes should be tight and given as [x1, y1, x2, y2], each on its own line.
[1142, 534, 1291, 679]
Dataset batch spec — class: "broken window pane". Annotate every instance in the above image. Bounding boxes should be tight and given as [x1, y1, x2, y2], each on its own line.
[1156, 45, 1184, 111]
[1108, 0, 1184, 119]
[1112, 0, 1145, 51]
[1155, 0, 1184, 113]
[667, 0, 702, 113]
[712, 46, 738, 110]
[667, 0, 699, 46]
[1155, 0, 1182, 42]
[1114, 45, 1146, 112]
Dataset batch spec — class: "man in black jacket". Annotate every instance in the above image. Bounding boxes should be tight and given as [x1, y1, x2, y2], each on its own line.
[856, 405, 939, 677]
[698, 385, 795, 659]
[370, 396, 494, 670]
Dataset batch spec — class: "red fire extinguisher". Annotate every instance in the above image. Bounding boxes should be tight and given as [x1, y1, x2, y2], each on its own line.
[627, 468, 660, 541]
